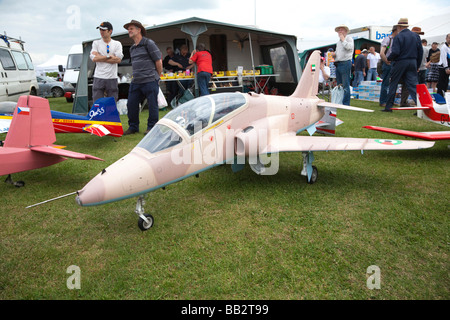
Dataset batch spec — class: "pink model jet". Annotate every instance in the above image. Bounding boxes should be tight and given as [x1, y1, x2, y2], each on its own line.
[364, 84, 450, 140]
[75, 50, 434, 231]
[0, 95, 103, 187]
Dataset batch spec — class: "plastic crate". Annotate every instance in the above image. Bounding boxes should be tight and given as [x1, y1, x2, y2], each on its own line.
[256, 65, 273, 75]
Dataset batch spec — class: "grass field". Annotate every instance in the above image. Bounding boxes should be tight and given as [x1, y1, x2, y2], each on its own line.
[0, 96, 448, 300]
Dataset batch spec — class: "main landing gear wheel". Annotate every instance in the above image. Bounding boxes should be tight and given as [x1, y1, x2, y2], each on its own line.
[138, 214, 154, 231]
[5, 175, 25, 188]
[307, 165, 318, 184]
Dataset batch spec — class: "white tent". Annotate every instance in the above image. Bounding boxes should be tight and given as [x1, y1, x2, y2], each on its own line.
[412, 13, 449, 45]
[35, 54, 67, 76]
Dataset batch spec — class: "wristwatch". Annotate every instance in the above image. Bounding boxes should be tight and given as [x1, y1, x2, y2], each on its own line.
[106, 54, 111, 59]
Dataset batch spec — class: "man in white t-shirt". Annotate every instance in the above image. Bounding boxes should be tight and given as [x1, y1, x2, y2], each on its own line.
[366, 46, 380, 81]
[90, 22, 124, 103]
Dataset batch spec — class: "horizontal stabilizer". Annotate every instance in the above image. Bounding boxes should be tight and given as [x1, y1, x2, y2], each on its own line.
[84, 124, 111, 137]
[318, 102, 373, 113]
[31, 146, 103, 161]
[363, 126, 450, 141]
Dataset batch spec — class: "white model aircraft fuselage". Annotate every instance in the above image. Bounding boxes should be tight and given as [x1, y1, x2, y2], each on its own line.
[75, 51, 434, 231]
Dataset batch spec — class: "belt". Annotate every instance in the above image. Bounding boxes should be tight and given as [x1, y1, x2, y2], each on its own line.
[334, 60, 350, 66]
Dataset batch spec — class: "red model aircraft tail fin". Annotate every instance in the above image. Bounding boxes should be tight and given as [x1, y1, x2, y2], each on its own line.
[291, 50, 320, 99]
[4, 96, 56, 148]
[416, 84, 433, 108]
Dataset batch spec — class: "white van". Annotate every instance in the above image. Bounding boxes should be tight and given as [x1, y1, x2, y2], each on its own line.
[0, 33, 39, 102]
[62, 44, 82, 102]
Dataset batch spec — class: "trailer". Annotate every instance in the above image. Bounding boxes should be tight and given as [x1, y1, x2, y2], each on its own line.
[72, 17, 301, 114]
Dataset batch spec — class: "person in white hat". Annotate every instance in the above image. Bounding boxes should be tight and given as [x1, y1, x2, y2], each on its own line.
[332, 24, 354, 105]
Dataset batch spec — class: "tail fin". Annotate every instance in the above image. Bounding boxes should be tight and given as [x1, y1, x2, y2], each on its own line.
[85, 97, 123, 137]
[4, 96, 56, 148]
[291, 50, 321, 98]
[417, 84, 433, 108]
[88, 97, 120, 122]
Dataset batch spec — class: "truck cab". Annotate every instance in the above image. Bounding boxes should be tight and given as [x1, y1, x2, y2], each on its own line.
[62, 44, 82, 103]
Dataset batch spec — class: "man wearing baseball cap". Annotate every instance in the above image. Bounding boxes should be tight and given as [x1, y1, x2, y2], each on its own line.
[90, 22, 124, 103]
[122, 20, 162, 135]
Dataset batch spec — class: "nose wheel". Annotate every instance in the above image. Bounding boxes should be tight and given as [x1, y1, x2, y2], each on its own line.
[138, 214, 154, 231]
[135, 195, 154, 231]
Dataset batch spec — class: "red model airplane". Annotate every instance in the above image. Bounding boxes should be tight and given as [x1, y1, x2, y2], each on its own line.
[0, 97, 123, 137]
[364, 84, 450, 141]
[0, 95, 103, 187]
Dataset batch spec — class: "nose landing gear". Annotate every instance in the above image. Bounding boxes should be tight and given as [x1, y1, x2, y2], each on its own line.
[135, 195, 154, 231]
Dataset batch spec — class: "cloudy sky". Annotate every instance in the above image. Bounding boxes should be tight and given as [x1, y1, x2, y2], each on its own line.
[1, 0, 449, 65]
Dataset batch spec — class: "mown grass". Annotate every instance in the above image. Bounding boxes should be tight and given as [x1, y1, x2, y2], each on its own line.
[0, 96, 448, 300]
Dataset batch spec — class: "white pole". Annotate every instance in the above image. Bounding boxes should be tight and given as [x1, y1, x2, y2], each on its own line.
[248, 33, 257, 91]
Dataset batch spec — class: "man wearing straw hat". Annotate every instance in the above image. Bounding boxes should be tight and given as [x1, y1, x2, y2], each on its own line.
[332, 24, 354, 106]
[123, 19, 163, 135]
[382, 18, 423, 112]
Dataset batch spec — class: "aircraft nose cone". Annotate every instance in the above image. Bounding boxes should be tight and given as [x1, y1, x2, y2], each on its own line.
[76, 174, 106, 206]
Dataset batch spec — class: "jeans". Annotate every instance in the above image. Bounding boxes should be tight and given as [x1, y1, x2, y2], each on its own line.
[366, 68, 378, 81]
[197, 71, 211, 96]
[127, 80, 159, 132]
[353, 71, 364, 88]
[385, 59, 418, 110]
[379, 62, 392, 105]
[335, 60, 352, 105]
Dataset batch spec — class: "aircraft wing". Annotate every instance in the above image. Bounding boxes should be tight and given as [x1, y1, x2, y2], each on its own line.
[261, 134, 434, 154]
[83, 124, 112, 137]
[363, 126, 450, 141]
[31, 146, 103, 161]
[0, 117, 11, 133]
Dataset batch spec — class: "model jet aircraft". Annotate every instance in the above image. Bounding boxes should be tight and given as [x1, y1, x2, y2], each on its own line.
[0, 97, 123, 137]
[0, 95, 103, 187]
[364, 85, 450, 140]
[70, 51, 435, 231]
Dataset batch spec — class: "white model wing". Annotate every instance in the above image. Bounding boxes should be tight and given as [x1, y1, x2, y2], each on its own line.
[0, 118, 11, 133]
[262, 134, 434, 154]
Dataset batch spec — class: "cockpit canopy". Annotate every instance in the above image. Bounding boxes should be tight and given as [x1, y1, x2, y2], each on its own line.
[137, 93, 247, 154]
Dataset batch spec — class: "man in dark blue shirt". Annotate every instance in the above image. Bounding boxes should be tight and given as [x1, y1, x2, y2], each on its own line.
[382, 18, 423, 112]
[123, 20, 162, 134]
[353, 49, 368, 87]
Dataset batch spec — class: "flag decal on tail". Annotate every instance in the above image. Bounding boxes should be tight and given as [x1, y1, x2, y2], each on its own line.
[18, 107, 30, 115]
[311, 64, 316, 72]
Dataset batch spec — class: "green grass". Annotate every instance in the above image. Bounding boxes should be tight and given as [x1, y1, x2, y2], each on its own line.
[0, 96, 448, 300]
